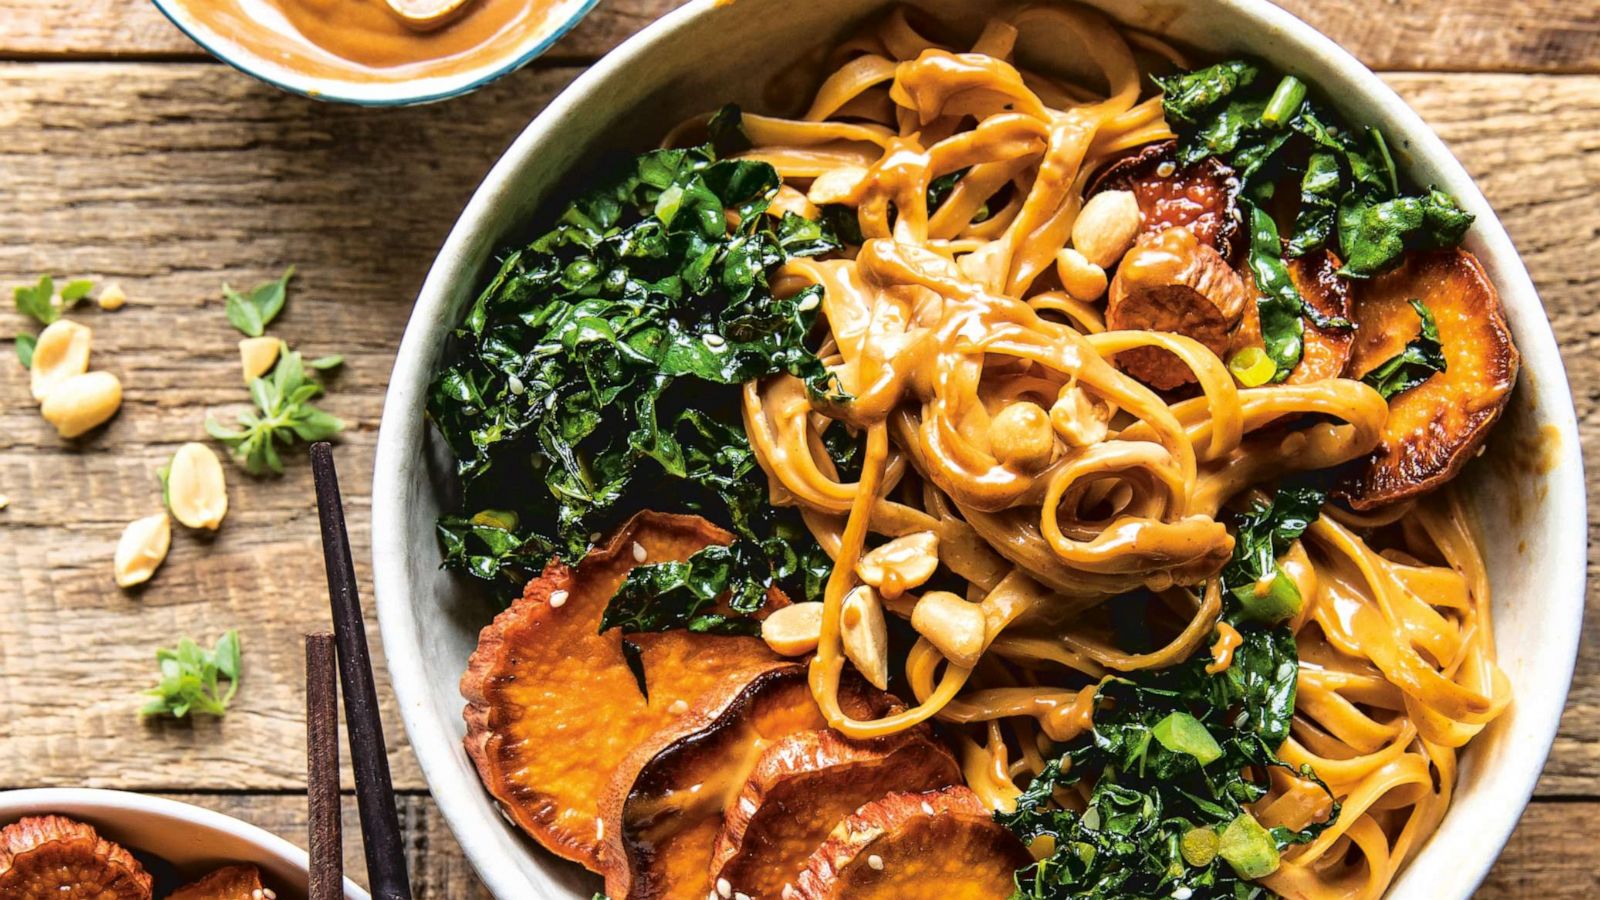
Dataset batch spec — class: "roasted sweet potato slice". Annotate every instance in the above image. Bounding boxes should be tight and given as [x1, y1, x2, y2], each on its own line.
[1090, 139, 1242, 260]
[0, 815, 152, 899]
[461, 511, 788, 871]
[1107, 226, 1253, 389]
[793, 786, 1032, 899]
[708, 725, 961, 899]
[1341, 249, 1518, 508]
[1287, 250, 1356, 384]
[600, 667, 897, 900]
[167, 865, 265, 900]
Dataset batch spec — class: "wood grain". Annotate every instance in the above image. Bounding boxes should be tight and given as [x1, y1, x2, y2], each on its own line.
[1, 0, 1597, 72]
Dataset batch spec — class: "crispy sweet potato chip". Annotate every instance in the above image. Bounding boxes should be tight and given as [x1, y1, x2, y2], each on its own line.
[600, 667, 896, 900]
[793, 786, 1031, 899]
[461, 512, 787, 872]
[1107, 227, 1253, 389]
[1341, 249, 1518, 508]
[1090, 140, 1242, 260]
[708, 725, 961, 899]
[167, 864, 265, 900]
[0, 815, 152, 899]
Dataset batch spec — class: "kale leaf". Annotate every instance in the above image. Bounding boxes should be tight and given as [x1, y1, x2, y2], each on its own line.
[1001, 626, 1337, 900]
[1361, 299, 1446, 399]
[1219, 485, 1327, 624]
[427, 113, 844, 631]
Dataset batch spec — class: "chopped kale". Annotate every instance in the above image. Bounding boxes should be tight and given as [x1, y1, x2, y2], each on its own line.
[1361, 299, 1446, 399]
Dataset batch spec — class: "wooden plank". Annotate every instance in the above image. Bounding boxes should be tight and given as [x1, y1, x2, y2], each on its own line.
[0, 65, 1596, 801]
[18, 793, 1589, 898]
[1, 0, 1597, 72]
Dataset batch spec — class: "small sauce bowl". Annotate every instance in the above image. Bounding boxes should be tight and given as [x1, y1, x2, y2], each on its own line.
[151, 0, 602, 106]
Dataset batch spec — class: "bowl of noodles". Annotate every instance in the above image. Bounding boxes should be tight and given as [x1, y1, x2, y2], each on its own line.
[371, 1, 1586, 898]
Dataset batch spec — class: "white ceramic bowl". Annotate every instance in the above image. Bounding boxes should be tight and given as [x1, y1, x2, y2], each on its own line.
[371, 1, 1588, 896]
[0, 788, 369, 899]
[150, 0, 600, 106]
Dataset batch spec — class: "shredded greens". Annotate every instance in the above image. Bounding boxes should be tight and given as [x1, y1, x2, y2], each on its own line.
[140, 630, 242, 719]
[427, 110, 847, 632]
[1219, 485, 1326, 625]
[1155, 59, 1472, 380]
[1361, 299, 1446, 399]
[1002, 487, 1336, 899]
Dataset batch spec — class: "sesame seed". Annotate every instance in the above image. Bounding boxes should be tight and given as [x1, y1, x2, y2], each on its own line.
[1156, 161, 1177, 178]
[740, 796, 757, 814]
[716, 877, 733, 898]
[596, 818, 605, 840]
[867, 854, 884, 870]
[736, 893, 752, 900]
[920, 801, 935, 816]
[508, 374, 525, 395]
[703, 333, 727, 349]
[589, 531, 602, 542]
[668, 699, 689, 715]
[252, 892, 264, 900]
[263, 891, 277, 900]
[1174, 889, 1193, 900]
[548, 590, 569, 608]
[782, 886, 797, 900]
[632, 541, 647, 563]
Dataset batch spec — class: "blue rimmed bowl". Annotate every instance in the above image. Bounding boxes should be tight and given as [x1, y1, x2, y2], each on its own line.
[149, 0, 600, 106]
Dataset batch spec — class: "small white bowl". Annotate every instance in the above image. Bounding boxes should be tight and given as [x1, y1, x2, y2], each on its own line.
[371, 1, 1588, 897]
[149, 0, 600, 106]
[0, 789, 369, 900]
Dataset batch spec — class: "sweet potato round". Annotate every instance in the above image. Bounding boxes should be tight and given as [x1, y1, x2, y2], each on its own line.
[0, 815, 152, 899]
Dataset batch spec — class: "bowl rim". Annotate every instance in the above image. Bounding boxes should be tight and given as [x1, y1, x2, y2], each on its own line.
[371, 0, 1588, 896]
[0, 787, 371, 899]
[148, 0, 602, 107]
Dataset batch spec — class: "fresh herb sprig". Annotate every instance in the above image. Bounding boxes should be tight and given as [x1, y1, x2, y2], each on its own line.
[1155, 60, 1472, 380]
[140, 630, 242, 719]
[13, 275, 93, 368]
[223, 267, 295, 338]
[205, 348, 344, 475]
[428, 108, 846, 631]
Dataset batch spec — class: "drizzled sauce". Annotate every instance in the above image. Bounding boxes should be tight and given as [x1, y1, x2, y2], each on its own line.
[174, 0, 560, 84]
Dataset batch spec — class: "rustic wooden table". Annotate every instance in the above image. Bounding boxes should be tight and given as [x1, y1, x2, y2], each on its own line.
[0, 0, 1594, 895]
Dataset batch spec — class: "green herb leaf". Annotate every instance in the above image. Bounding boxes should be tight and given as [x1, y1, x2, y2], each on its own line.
[427, 137, 843, 622]
[223, 267, 296, 337]
[1244, 205, 1305, 381]
[1337, 190, 1473, 278]
[1152, 60, 1260, 126]
[205, 347, 344, 475]
[1220, 484, 1326, 624]
[140, 630, 242, 718]
[16, 333, 36, 369]
[1361, 298, 1446, 399]
[14, 275, 58, 325]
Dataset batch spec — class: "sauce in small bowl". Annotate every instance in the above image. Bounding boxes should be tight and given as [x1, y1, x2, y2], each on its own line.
[153, 0, 601, 105]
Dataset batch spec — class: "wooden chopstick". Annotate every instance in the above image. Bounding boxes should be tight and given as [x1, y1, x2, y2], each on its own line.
[306, 631, 343, 900]
[310, 442, 414, 900]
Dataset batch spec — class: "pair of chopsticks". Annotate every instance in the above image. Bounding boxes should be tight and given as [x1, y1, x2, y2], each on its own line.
[305, 442, 414, 900]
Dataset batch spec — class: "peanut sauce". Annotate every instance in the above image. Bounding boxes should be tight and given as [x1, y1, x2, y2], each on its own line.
[173, 0, 560, 84]
[1205, 620, 1242, 674]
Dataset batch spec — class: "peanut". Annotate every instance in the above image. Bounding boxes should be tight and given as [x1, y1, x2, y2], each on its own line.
[29, 319, 92, 402]
[239, 336, 282, 383]
[911, 590, 987, 668]
[1072, 189, 1142, 268]
[1051, 384, 1111, 448]
[840, 584, 890, 690]
[1055, 247, 1108, 302]
[114, 512, 171, 588]
[40, 371, 122, 438]
[97, 283, 127, 311]
[166, 442, 228, 530]
[989, 401, 1055, 471]
[856, 531, 939, 597]
[761, 602, 824, 657]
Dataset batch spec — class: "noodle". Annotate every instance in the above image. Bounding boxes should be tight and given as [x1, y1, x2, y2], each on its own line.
[672, 6, 1509, 898]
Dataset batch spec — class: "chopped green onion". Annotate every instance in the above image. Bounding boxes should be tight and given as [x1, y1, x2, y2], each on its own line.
[1181, 826, 1220, 867]
[1219, 811, 1282, 878]
[1153, 711, 1225, 765]
[1234, 568, 1304, 624]
[1228, 346, 1277, 387]
[1262, 75, 1307, 126]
